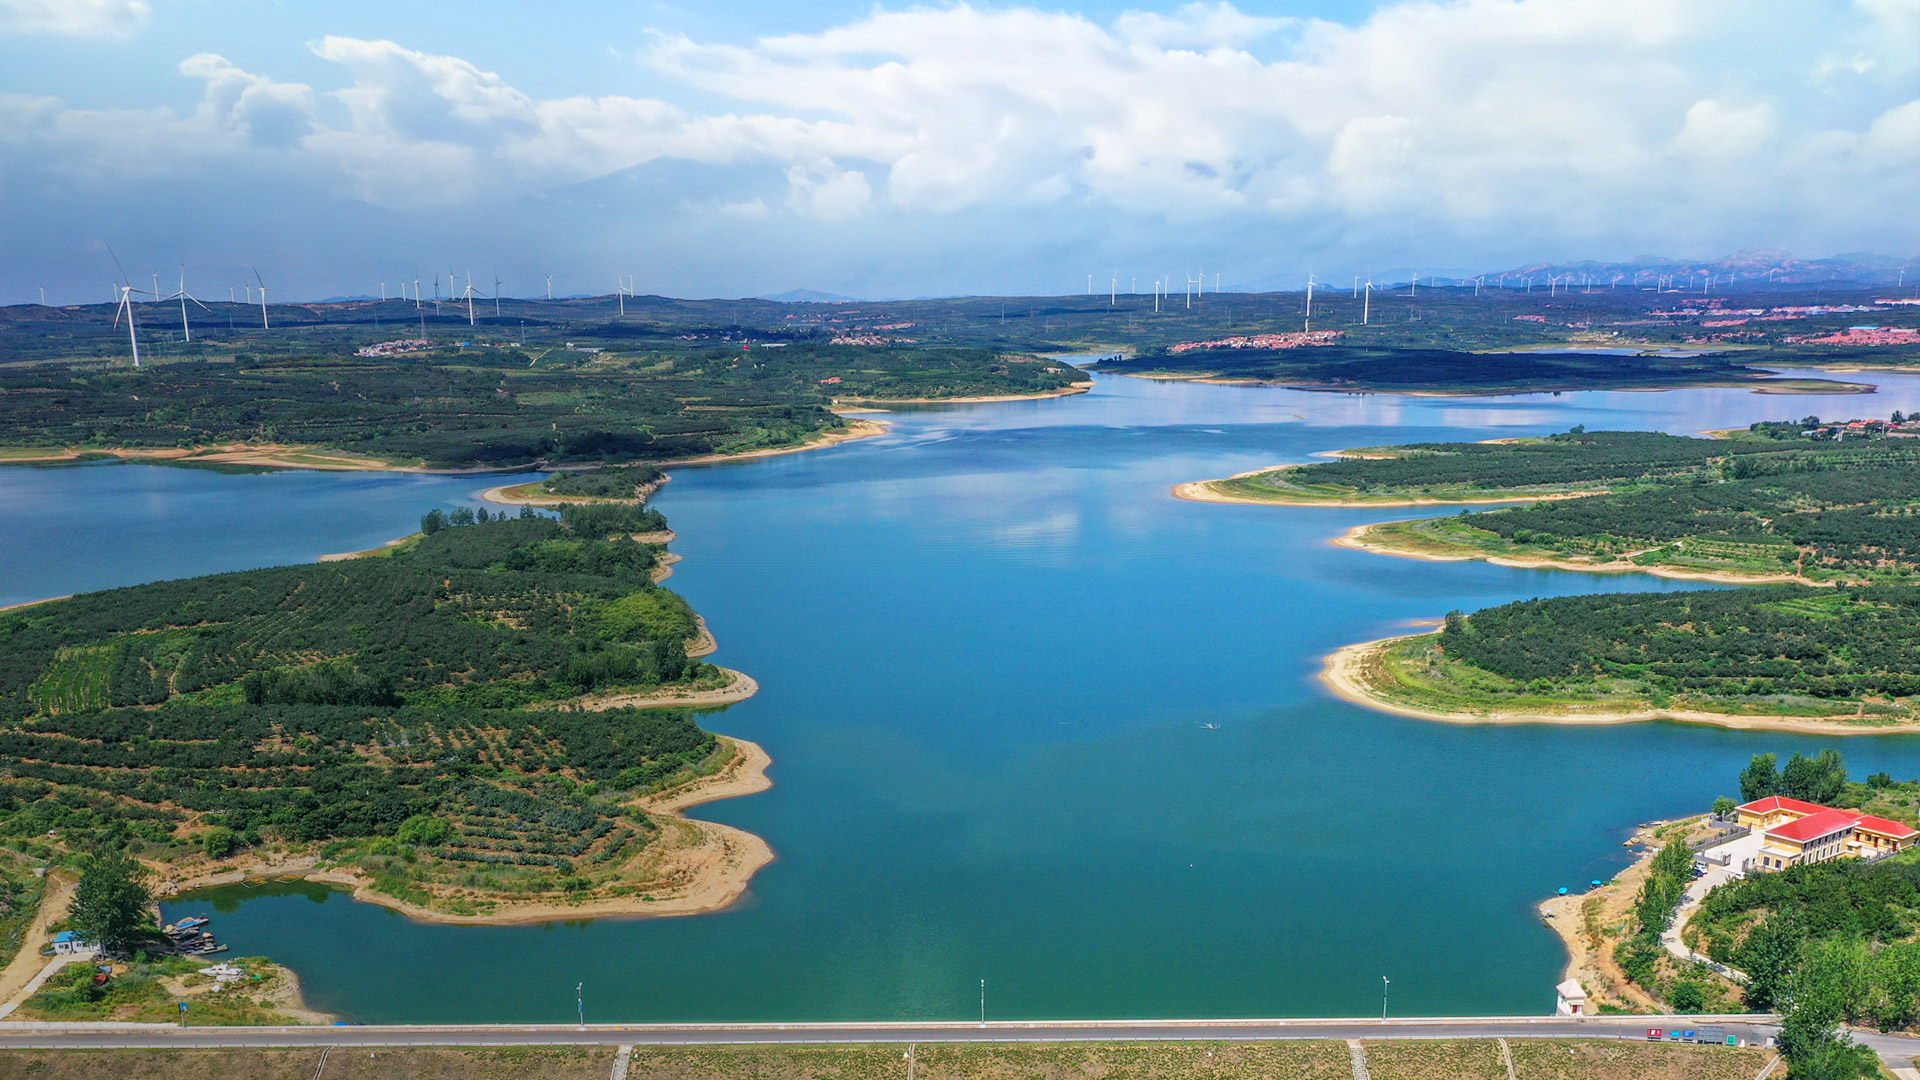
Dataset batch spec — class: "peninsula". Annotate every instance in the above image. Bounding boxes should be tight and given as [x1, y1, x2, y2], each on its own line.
[0, 502, 772, 924]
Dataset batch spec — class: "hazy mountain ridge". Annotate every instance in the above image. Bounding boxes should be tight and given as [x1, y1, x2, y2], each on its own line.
[1485, 249, 1918, 287]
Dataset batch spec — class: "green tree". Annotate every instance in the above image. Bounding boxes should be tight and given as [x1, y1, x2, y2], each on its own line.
[420, 509, 446, 534]
[1667, 981, 1705, 1013]
[395, 815, 451, 847]
[1782, 750, 1847, 805]
[68, 848, 152, 952]
[1442, 610, 1466, 636]
[200, 827, 237, 859]
[1713, 796, 1737, 819]
[1740, 753, 1780, 802]
[1741, 912, 1805, 1012]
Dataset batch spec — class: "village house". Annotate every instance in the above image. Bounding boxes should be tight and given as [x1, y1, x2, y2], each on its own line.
[1736, 795, 1919, 871]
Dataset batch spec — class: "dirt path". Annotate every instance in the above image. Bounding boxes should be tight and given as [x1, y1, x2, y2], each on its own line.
[0, 873, 74, 1014]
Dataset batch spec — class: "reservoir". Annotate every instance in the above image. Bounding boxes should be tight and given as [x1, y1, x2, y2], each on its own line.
[14, 371, 1920, 1023]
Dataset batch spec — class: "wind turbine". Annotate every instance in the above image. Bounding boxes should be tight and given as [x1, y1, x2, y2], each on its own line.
[414, 277, 422, 309]
[105, 244, 148, 366]
[160, 266, 211, 342]
[459, 267, 479, 326]
[252, 268, 270, 329]
[493, 272, 503, 317]
[1363, 280, 1372, 325]
[1305, 273, 1316, 325]
[546, 275, 553, 301]
[616, 276, 625, 317]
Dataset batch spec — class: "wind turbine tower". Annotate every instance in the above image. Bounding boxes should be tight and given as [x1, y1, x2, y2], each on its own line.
[161, 267, 210, 342]
[1363, 280, 1372, 325]
[494, 272, 503, 317]
[252, 269, 270, 329]
[546, 275, 553, 301]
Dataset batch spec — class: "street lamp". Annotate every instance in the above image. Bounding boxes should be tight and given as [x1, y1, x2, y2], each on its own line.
[577, 982, 585, 1028]
[1381, 976, 1390, 1022]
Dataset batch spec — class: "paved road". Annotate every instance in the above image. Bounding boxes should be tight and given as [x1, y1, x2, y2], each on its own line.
[0, 1014, 1782, 1049]
[0, 1013, 1914, 1066]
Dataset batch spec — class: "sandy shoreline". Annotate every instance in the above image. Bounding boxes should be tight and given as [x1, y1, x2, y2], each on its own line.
[653, 419, 890, 467]
[157, 737, 774, 927]
[553, 668, 758, 711]
[1332, 522, 1815, 586]
[1322, 635, 1917, 735]
[1172, 471, 1603, 508]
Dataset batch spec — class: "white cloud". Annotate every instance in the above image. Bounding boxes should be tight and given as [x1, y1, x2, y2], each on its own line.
[3, 0, 1917, 279]
[785, 160, 871, 220]
[0, 0, 147, 38]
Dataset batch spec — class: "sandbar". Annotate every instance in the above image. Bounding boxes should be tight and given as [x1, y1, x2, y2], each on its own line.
[1322, 634, 1917, 735]
[553, 668, 758, 711]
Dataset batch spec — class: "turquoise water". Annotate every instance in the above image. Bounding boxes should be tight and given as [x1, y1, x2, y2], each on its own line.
[18, 372, 1920, 1023]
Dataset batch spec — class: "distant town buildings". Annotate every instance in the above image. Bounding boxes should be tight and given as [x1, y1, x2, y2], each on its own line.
[355, 339, 431, 358]
[1168, 331, 1343, 354]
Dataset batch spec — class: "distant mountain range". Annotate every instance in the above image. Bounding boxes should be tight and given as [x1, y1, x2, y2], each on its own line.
[1481, 249, 1918, 287]
[758, 288, 864, 303]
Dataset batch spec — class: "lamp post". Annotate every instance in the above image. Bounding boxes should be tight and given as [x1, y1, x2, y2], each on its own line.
[1381, 976, 1390, 1022]
[979, 979, 986, 1025]
[577, 982, 585, 1028]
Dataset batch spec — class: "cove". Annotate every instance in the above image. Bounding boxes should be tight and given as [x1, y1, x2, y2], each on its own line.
[30, 369, 1916, 1024]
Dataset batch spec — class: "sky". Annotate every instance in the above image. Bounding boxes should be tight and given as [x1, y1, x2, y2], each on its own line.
[1, 0, 1916, 304]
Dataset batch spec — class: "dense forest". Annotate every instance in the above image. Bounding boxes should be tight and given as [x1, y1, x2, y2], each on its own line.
[1239, 426, 1920, 583]
[0, 343, 1084, 468]
[0, 510, 731, 911]
[1431, 585, 1920, 718]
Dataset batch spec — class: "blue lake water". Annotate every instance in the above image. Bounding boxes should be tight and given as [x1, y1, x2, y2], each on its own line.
[12, 370, 1920, 1023]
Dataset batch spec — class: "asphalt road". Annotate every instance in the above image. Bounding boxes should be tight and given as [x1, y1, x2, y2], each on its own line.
[0, 1014, 1788, 1050]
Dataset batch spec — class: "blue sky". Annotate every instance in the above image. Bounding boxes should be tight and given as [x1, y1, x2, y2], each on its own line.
[1, 0, 1915, 303]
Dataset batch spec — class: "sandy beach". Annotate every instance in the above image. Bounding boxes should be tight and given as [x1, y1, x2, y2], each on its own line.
[1322, 635, 1916, 735]
[1332, 522, 1814, 586]
[155, 737, 774, 927]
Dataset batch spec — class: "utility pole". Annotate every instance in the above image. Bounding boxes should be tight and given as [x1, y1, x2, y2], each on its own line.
[1381, 977, 1390, 1022]
[979, 979, 986, 1025]
[577, 982, 585, 1028]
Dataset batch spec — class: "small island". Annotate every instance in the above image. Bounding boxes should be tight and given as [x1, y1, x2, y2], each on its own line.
[0, 501, 771, 925]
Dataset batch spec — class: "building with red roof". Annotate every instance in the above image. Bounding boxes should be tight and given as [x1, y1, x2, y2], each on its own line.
[1737, 796, 1920, 871]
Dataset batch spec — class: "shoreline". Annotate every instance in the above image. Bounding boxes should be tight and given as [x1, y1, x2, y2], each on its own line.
[1172, 472, 1604, 508]
[649, 419, 890, 467]
[157, 737, 774, 927]
[545, 668, 758, 711]
[1321, 635, 1917, 735]
[1332, 522, 1816, 586]
[1110, 370, 1873, 397]
[832, 381, 1093, 406]
[0, 414, 895, 480]
[482, 474, 672, 509]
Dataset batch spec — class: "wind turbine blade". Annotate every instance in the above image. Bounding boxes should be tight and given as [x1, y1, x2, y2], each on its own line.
[105, 242, 131, 285]
[252, 267, 266, 288]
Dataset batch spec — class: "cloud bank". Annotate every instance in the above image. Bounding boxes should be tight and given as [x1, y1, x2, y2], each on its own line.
[2, 0, 1915, 300]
